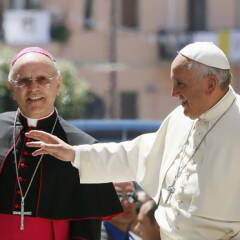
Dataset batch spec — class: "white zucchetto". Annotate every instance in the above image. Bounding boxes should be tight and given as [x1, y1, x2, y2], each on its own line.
[179, 42, 230, 70]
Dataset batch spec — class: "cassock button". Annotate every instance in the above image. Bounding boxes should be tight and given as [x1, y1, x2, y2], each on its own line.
[20, 163, 28, 168]
[23, 151, 29, 156]
[17, 190, 21, 195]
[18, 177, 25, 182]
[14, 204, 20, 209]
[27, 138, 32, 142]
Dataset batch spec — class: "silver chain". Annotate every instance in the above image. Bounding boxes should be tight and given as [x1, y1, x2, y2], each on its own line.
[164, 98, 236, 204]
[13, 109, 58, 207]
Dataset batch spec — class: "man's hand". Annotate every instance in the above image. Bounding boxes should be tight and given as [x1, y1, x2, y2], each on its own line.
[25, 130, 75, 162]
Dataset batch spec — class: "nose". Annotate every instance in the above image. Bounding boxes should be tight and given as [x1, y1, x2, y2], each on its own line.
[121, 197, 131, 207]
[28, 79, 40, 89]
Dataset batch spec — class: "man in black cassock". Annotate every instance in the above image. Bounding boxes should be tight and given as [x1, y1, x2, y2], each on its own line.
[0, 47, 122, 240]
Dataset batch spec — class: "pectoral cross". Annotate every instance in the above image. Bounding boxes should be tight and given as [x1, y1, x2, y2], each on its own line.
[165, 185, 175, 204]
[12, 197, 32, 230]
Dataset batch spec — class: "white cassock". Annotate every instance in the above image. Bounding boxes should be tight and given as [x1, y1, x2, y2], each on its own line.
[73, 86, 240, 240]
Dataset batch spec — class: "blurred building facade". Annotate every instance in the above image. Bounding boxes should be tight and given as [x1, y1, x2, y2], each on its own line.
[0, 0, 240, 120]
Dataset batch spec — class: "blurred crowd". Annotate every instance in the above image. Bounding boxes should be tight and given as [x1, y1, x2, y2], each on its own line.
[101, 182, 161, 240]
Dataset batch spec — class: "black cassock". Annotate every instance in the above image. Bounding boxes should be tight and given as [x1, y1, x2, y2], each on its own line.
[0, 111, 122, 240]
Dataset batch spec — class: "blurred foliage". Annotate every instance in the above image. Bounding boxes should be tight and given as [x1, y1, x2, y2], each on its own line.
[50, 24, 70, 43]
[0, 47, 89, 119]
[55, 60, 89, 119]
[0, 48, 17, 112]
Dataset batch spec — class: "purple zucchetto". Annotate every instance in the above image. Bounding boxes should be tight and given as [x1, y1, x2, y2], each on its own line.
[11, 47, 56, 66]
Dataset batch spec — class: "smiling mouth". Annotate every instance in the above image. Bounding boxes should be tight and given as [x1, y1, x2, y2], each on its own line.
[28, 96, 44, 102]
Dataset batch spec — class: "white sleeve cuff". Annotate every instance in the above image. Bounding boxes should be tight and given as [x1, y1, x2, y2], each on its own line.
[71, 146, 81, 169]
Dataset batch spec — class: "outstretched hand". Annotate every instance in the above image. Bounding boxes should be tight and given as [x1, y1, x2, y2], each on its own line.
[25, 130, 75, 162]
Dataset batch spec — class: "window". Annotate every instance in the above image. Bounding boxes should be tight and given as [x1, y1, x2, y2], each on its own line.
[25, 0, 41, 9]
[84, 0, 94, 30]
[188, 0, 206, 31]
[84, 92, 105, 119]
[121, 0, 138, 28]
[120, 92, 138, 119]
[9, 0, 41, 9]
[9, 0, 25, 9]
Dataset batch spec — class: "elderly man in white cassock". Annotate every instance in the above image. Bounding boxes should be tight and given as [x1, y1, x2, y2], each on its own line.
[27, 42, 240, 240]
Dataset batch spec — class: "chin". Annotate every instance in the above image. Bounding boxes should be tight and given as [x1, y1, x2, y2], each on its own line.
[28, 111, 47, 119]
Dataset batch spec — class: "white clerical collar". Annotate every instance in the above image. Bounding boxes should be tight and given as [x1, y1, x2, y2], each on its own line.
[199, 85, 236, 122]
[19, 109, 55, 127]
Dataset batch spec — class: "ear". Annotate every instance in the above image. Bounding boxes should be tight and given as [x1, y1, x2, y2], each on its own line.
[206, 75, 217, 94]
[56, 75, 62, 96]
[8, 81, 16, 100]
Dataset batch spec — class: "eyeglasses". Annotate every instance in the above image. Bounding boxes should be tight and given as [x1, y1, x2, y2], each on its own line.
[10, 75, 57, 88]
[116, 191, 137, 203]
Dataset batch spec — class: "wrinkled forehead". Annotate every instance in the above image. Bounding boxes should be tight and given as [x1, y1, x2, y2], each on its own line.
[170, 54, 192, 76]
[171, 54, 190, 69]
[12, 52, 57, 76]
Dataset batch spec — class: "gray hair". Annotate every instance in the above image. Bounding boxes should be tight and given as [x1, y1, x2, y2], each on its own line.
[187, 60, 232, 90]
[8, 59, 60, 82]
